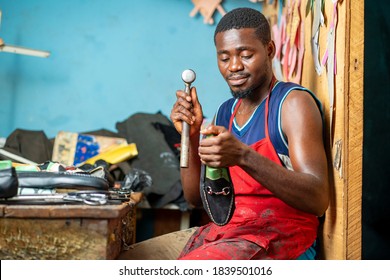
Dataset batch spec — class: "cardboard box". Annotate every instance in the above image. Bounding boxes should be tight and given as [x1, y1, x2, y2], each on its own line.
[52, 131, 128, 166]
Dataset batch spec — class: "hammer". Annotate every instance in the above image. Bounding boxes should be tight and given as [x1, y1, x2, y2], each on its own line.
[180, 69, 196, 168]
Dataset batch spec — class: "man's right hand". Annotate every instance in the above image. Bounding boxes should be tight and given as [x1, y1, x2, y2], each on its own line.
[170, 86, 203, 136]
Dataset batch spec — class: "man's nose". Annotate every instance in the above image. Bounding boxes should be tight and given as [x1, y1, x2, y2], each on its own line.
[229, 56, 244, 72]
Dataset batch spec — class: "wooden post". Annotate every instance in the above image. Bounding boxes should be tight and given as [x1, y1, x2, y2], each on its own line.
[344, 0, 364, 260]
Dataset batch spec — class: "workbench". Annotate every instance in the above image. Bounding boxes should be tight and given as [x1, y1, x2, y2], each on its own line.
[0, 193, 142, 260]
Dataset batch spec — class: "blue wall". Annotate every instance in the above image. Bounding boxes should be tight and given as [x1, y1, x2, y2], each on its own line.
[0, 0, 260, 138]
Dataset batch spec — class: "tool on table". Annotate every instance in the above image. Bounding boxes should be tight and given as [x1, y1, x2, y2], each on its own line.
[1, 190, 132, 205]
[180, 69, 196, 168]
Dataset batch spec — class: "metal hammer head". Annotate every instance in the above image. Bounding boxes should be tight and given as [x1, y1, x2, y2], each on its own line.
[181, 69, 196, 84]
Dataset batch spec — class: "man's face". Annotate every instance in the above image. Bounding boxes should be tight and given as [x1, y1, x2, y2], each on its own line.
[215, 28, 273, 99]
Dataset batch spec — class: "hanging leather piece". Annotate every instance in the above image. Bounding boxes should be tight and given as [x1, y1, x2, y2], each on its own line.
[310, 0, 325, 75]
[272, 0, 305, 84]
[322, 0, 340, 144]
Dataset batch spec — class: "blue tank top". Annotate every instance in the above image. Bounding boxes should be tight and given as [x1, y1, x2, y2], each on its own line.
[214, 81, 322, 168]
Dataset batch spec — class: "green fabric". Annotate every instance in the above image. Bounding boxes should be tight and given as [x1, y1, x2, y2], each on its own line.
[0, 160, 12, 170]
[206, 166, 230, 182]
[14, 165, 39, 172]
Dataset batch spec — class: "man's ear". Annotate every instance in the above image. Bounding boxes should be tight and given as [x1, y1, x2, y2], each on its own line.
[268, 40, 276, 59]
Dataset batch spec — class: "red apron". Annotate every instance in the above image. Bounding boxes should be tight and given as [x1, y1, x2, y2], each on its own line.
[179, 79, 318, 260]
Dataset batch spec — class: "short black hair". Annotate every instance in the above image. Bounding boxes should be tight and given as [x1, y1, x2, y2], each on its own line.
[214, 7, 271, 45]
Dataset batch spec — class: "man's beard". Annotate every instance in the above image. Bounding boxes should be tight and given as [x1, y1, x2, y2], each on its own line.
[230, 87, 254, 99]
[230, 74, 268, 99]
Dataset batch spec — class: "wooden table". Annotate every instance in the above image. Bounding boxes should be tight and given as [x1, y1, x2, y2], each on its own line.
[0, 193, 142, 260]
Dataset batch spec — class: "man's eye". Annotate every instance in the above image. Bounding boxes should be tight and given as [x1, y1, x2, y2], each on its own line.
[220, 57, 229, 62]
[241, 55, 253, 60]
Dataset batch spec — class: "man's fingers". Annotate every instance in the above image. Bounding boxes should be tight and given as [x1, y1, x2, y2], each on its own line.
[190, 87, 199, 105]
[200, 125, 227, 136]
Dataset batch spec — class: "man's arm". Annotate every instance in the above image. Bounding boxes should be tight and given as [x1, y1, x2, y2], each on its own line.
[180, 132, 202, 207]
[242, 90, 329, 215]
[199, 90, 329, 216]
[170, 87, 204, 207]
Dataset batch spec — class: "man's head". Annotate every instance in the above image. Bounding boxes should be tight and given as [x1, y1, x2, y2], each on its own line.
[214, 7, 271, 46]
[214, 8, 275, 100]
